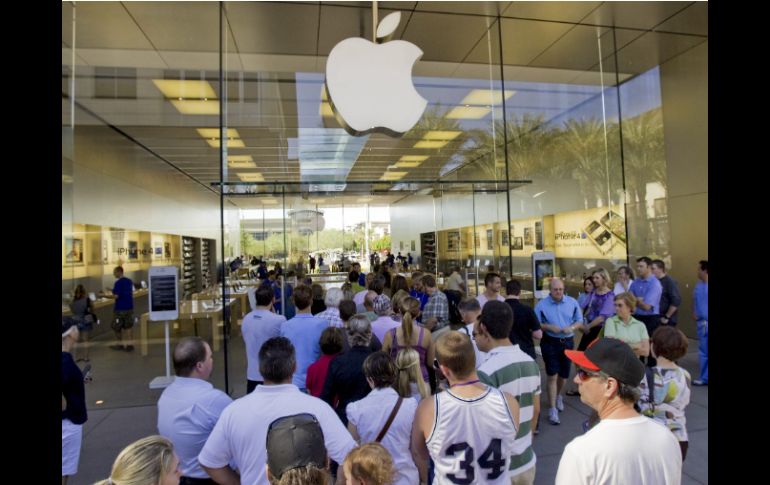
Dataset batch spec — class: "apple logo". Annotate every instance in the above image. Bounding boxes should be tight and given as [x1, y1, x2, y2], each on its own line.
[325, 11, 428, 137]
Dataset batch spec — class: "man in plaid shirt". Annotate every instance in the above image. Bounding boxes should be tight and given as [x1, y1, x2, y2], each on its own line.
[421, 274, 449, 331]
[316, 287, 344, 328]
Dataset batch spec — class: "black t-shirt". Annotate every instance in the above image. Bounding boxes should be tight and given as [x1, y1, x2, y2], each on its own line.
[62, 352, 87, 425]
[505, 299, 541, 353]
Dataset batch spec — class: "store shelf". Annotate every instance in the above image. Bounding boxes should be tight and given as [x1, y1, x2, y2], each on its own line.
[421, 231, 437, 274]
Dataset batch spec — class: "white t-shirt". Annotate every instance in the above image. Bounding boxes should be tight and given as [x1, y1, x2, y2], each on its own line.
[477, 293, 504, 309]
[446, 272, 465, 292]
[347, 387, 419, 485]
[555, 416, 682, 485]
[241, 309, 285, 382]
[199, 384, 356, 485]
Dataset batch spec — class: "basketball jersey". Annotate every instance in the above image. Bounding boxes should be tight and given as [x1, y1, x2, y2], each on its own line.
[427, 386, 517, 484]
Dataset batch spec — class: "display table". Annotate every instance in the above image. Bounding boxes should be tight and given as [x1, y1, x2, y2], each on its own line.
[139, 298, 235, 356]
[62, 289, 149, 316]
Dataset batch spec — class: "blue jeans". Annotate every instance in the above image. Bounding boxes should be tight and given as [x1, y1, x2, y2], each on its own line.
[697, 320, 708, 382]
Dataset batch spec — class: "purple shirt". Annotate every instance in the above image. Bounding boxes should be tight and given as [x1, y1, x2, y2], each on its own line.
[585, 291, 616, 322]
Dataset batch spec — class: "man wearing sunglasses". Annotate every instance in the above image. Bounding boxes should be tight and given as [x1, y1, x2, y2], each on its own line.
[555, 338, 682, 485]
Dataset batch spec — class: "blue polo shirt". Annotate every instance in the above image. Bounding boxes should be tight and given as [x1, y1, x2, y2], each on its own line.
[535, 295, 583, 338]
[694, 281, 708, 321]
[629, 274, 662, 315]
[112, 277, 134, 311]
[280, 313, 328, 388]
[409, 289, 429, 310]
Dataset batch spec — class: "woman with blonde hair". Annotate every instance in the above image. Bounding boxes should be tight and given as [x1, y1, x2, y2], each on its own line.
[381, 297, 433, 383]
[94, 435, 181, 485]
[394, 348, 429, 401]
[343, 443, 395, 485]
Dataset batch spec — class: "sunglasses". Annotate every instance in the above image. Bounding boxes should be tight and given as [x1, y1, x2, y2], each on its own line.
[577, 368, 602, 382]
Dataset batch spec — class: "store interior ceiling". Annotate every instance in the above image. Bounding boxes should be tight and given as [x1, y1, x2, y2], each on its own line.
[62, 1, 707, 210]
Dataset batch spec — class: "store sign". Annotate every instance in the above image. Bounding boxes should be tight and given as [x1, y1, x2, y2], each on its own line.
[325, 11, 427, 137]
[553, 206, 628, 259]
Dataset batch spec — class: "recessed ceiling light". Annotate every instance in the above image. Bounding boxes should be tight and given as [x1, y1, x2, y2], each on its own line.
[399, 155, 429, 163]
[533, 191, 546, 198]
[395, 161, 422, 167]
[309, 198, 325, 203]
[260, 198, 278, 204]
[62, 174, 74, 183]
[207, 138, 246, 148]
[446, 106, 492, 119]
[152, 80, 217, 99]
[423, 131, 462, 141]
[228, 155, 256, 168]
[237, 173, 264, 182]
[414, 140, 448, 149]
[170, 99, 220, 115]
[461, 89, 515, 106]
[380, 171, 407, 180]
[197, 128, 240, 139]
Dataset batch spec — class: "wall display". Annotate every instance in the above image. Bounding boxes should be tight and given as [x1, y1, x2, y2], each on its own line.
[128, 240, 138, 260]
[65, 238, 83, 264]
[411, 240, 415, 251]
[500, 230, 509, 246]
[553, 206, 627, 259]
[164, 242, 171, 259]
[535, 221, 544, 250]
[512, 237, 523, 250]
[599, 210, 627, 245]
[400, 240, 404, 250]
[524, 227, 533, 246]
[182, 237, 197, 298]
[420, 232, 436, 274]
[447, 231, 460, 251]
[486, 229, 494, 250]
[474, 232, 480, 248]
[103, 240, 109, 263]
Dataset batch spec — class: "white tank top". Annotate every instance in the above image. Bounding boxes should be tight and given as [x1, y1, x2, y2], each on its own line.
[427, 386, 517, 484]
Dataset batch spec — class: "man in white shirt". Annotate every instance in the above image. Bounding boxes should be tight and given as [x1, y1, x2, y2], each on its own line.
[445, 266, 466, 294]
[556, 338, 682, 485]
[242, 285, 286, 393]
[199, 336, 356, 485]
[157, 337, 233, 484]
[477, 272, 505, 309]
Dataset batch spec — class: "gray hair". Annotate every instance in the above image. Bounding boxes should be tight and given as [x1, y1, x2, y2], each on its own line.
[324, 288, 343, 308]
[347, 314, 372, 347]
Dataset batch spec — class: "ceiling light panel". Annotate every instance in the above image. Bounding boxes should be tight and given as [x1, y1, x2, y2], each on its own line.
[414, 140, 448, 149]
[197, 128, 241, 139]
[207, 139, 246, 148]
[446, 106, 492, 119]
[237, 173, 264, 182]
[152, 80, 217, 99]
[169, 100, 220, 115]
[460, 89, 516, 106]
[422, 131, 462, 141]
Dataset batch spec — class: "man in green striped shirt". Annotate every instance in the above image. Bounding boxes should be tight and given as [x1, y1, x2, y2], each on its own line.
[476, 300, 542, 485]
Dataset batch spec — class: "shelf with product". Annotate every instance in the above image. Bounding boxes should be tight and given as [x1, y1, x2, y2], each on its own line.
[420, 231, 437, 275]
[200, 239, 213, 290]
[181, 236, 199, 299]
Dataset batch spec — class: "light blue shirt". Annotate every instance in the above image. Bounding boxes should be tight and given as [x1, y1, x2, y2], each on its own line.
[694, 281, 708, 321]
[157, 377, 232, 478]
[535, 295, 583, 338]
[280, 313, 329, 388]
[242, 309, 285, 381]
[630, 274, 663, 315]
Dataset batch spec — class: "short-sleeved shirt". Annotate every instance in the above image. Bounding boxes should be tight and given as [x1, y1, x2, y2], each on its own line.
[199, 384, 356, 485]
[505, 299, 541, 356]
[535, 295, 583, 338]
[445, 272, 465, 292]
[584, 290, 616, 322]
[280, 313, 329, 388]
[638, 366, 691, 442]
[112, 277, 134, 311]
[658, 275, 682, 323]
[477, 292, 505, 309]
[602, 315, 649, 346]
[157, 377, 233, 478]
[242, 309, 285, 382]
[423, 290, 449, 329]
[694, 281, 708, 321]
[316, 307, 344, 328]
[478, 345, 541, 476]
[347, 387, 419, 485]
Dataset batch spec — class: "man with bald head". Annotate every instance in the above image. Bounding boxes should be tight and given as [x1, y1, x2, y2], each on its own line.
[534, 278, 583, 425]
[157, 337, 232, 484]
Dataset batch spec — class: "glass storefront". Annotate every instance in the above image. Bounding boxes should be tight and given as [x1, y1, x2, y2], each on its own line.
[62, 1, 707, 413]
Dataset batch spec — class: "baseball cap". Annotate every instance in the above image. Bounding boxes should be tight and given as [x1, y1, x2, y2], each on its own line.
[62, 316, 77, 338]
[373, 294, 392, 315]
[266, 414, 327, 479]
[565, 338, 645, 386]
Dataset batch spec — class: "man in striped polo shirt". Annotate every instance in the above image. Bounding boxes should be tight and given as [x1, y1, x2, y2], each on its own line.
[476, 300, 541, 485]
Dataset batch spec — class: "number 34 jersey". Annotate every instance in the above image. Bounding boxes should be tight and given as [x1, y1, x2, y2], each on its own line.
[427, 386, 518, 484]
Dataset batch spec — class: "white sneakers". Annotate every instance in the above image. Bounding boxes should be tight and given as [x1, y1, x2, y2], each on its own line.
[549, 407, 560, 425]
[556, 394, 564, 412]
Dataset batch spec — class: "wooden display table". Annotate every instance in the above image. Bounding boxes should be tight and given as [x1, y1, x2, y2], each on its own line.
[62, 289, 149, 316]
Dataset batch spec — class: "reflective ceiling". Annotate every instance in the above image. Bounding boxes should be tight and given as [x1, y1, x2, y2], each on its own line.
[62, 1, 707, 209]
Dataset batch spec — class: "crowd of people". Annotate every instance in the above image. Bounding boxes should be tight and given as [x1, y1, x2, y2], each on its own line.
[62, 257, 708, 485]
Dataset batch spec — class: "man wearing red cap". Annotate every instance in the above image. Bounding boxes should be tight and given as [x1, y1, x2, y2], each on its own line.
[555, 338, 682, 485]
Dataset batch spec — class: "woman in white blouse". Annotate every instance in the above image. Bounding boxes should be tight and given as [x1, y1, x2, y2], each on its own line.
[346, 352, 422, 485]
[613, 265, 635, 295]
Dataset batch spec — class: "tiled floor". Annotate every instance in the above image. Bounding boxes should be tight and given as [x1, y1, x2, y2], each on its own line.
[68, 334, 708, 485]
